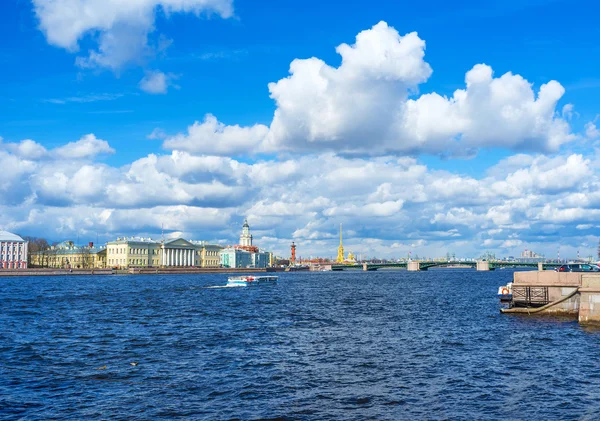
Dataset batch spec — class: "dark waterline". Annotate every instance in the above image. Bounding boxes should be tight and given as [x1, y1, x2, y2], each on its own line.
[1, 270, 600, 420]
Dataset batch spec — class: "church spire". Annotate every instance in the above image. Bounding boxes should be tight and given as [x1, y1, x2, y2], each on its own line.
[336, 223, 345, 263]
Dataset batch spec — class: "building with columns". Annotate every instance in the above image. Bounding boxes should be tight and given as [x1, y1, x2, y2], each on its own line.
[161, 238, 197, 267]
[106, 236, 223, 269]
[0, 231, 28, 269]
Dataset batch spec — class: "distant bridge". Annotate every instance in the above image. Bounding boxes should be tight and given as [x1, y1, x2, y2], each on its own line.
[330, 261, 561, 271]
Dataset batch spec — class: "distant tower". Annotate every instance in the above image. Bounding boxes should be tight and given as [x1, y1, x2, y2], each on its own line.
[336, 223, 345, 263]
[239, 219, 253, 246]
[291, 242, 297, 264]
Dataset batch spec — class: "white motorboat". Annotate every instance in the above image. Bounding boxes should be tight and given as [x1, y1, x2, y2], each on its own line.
[498, 282, 512, 302]
[227, 275, 278, 286]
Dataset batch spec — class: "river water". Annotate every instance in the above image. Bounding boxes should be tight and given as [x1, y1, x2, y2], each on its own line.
[1, 269, 600, 420]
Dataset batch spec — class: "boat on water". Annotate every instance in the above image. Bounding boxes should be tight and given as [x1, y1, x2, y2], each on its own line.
[227, 275, 278, 286]
[498, 282, 512, 302]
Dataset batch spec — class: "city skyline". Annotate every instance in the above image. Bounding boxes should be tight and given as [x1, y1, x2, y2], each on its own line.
[1, 0, 599, 259]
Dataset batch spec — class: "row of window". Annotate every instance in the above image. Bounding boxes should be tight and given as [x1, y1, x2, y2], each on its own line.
[0, 255, 22, 261]
[107, 247, 221, 256]
[106, 258, 225, 266]
[1, 247, 23, 253]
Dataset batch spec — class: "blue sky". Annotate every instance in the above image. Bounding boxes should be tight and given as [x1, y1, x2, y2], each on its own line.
[1, 0, 599, 259]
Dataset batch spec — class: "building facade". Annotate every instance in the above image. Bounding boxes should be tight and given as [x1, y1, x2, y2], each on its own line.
[31, 241, 106, 268]
[240, 219, 253, 246]
[219, 220, 271, 269]
[195, 242, 223, 268]
[106, 237, 223, 269]
[220, 248, 271, 268]
[106, 237, 162, 268]
[0, 231, 28, 269]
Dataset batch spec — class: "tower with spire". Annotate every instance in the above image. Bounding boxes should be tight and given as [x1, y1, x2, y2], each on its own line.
[336, 223, 345, 263]
[239, 219, 253, 247]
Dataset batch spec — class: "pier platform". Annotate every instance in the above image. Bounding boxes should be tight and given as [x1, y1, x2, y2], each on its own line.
[501, 270, 600, 325]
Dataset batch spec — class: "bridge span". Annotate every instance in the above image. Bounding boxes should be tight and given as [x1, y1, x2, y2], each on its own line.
[330, 261, 560, 272]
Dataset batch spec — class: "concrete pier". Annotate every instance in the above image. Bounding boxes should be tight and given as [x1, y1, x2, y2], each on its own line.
[407, 261, 420, 271]
[579, 275, 600, 324]
[503, 270, 600, 325]
[476, 261, 490, 271]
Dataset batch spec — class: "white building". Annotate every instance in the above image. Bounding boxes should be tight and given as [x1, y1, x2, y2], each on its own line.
[240, 219, 253, 246]
[0, 231, 28, 269]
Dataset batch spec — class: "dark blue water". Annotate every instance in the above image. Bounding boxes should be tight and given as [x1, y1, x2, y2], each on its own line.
[2, 269, 600, 420]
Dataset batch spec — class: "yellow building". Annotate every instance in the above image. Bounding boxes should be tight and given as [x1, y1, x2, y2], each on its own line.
[31, 241, 107, 269]
[106, 237, 162, 268]
[106, 237, 223, 269]
[198, 243, 223, 268]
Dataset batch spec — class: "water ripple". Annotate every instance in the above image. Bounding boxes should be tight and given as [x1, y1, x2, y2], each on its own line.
[2, 270, 600, 419]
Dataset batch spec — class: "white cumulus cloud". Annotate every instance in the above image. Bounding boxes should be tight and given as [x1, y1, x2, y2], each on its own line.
[256, 21, 574, 156]
[139, 71, 177, 94]
[163, 114, 269, 155]
[33, 0, 234, 70]
[54, 134, 115, 159]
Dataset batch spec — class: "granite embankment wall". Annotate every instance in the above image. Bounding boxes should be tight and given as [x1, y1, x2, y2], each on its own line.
[128, 267, 279, 274]
[512, 271, 600, 324]
[0, 267, 283, 277]
[0, 268, 113, 276]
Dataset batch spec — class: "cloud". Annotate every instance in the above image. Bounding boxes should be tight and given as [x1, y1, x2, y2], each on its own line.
[54, 134, 115, 159]
[1, 135, 114, 160]
[2, 139, 49, 159]
[33, 0, 234, 71]
[5, 20, 599, 258]
[139, 70, 178, 94]
[585, 117, 600, 140]
[147, 128, 167, 140]
[163, 114, 269, 155]
[44, 93, 124, 105]
[256, 21, 574, 156]
[3, 135, 600, 258]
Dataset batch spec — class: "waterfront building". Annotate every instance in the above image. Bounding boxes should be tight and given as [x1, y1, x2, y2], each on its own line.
[240, 219, 253, 246]
[220, 247, 270, 269]
[0, 231, 28, 269]
[219, 220, 271, 268]
[106, 236, 223, 269]
[106, 237, 162, 268]
[220, 247, 253, 268]
[31, 241, 106, 268]
[161, 238, 197, 267]
[194, 242, 223, 268]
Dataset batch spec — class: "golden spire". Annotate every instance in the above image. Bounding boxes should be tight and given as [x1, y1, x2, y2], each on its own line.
[337, 223, 345, 263]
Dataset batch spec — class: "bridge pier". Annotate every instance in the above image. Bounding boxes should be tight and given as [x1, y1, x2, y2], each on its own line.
[407, 261, 420, 271]
[538, 262, 544, 271]
[363, 263, 368, 271]
[476, 261, 490, 271]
